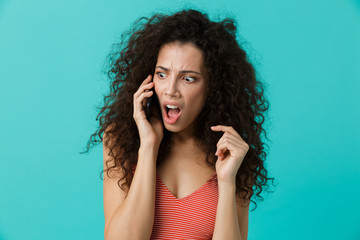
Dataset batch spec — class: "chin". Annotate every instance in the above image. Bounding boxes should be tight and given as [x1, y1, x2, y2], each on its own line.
[163, 120, 197, 136]
[163, 123, 183, 133]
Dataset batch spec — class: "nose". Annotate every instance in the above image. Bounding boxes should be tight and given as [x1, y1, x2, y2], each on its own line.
[164, 75, 180, 98]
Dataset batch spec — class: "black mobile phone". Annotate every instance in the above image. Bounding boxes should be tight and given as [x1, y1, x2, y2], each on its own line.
[145, 91, 160, 121]
[145, 92, 153, 120]
[145, 74, 160, 121]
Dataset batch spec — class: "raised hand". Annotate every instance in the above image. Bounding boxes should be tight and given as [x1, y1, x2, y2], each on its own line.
[211, 125, 249, 184]
[133, 74, 163, 149]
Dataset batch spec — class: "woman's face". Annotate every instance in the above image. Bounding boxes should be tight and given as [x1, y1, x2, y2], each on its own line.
[153, 41, 208, 134]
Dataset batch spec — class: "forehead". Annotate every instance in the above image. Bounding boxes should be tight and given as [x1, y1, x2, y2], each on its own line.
[156, 42, 205, 69]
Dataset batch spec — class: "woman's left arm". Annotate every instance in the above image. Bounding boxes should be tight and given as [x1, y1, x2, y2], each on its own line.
[210, 125, 250, 240]
[212, 181, 249, 240]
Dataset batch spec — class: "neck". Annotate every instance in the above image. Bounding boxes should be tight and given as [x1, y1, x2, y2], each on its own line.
[166, 133, 206, 164]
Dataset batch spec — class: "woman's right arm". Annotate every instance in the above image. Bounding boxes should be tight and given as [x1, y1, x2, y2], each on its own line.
[104, 74, 163, 240]
[104, 143, 158, 240]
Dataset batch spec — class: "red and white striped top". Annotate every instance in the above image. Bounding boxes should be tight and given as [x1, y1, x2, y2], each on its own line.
[132, 166, 219, 239]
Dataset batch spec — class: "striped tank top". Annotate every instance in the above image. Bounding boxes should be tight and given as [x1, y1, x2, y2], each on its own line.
[132, 165, 219, 239]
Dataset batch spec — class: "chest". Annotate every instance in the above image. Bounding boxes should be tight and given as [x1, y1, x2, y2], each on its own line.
[156, 160, 216, 199]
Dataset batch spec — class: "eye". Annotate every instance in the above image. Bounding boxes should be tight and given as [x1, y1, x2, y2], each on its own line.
[156, 72, 166, 79]
[183, 76, 196, 83]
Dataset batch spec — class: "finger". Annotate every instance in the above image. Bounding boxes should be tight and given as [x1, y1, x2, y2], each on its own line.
[216, 144, 230, 161]
[142, 89, 153, 108]
[137, 75, 152, 91]
[136, 90, 153, 106]
[216, 132, 242, 149]
[140, 75, 152, 86]
[134, 91, 153, 118]
[216, 140, 245, 161]
[216, 140, 249, 162]
[217, 150, 227, 161]
[134, 81, 154, 98]
[133, 75, 153, 97]
[215, 138, 239, 156]
[211, 125, 243, 139]
[211, 125, 239, 136]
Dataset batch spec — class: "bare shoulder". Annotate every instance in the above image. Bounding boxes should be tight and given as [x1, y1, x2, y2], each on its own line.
[102, 125, 129, 234]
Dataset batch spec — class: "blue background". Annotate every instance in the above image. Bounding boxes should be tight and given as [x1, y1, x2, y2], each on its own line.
[1, 0, 359, 239]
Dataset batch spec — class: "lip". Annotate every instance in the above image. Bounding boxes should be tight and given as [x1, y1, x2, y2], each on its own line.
[162, 101, 183, 124]
[163, 101, 182, 111]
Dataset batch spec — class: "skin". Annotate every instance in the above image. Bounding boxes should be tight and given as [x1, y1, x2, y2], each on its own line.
[150, 41, 211, 171]
[153, 41, 209, 145]
[151, 41, 249, 181]
[137, 41, 250, 239]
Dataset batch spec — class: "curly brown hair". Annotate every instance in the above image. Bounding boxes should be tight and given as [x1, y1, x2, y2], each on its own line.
[81, 8, 275, 211]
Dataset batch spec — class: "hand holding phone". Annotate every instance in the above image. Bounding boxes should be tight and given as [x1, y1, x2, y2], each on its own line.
[133, 74, 163, 148]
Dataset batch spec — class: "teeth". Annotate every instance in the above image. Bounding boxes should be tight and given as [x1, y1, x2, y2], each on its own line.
[166, 105, 179, 109]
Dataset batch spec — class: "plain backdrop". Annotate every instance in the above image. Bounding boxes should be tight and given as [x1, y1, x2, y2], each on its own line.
[0, 0, 359, 239]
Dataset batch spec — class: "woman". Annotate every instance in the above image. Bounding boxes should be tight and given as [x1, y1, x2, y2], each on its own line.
[83, 8, 274, 240]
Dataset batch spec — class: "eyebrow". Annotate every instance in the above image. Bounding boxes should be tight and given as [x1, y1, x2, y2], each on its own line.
[156, 66, 202, 76]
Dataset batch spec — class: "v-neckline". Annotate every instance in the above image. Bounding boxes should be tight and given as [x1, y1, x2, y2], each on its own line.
[155, 171, 217, 201]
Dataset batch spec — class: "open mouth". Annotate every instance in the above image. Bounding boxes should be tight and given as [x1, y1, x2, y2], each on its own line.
[165, 106, 181, 119]
[163, 104, 182, 124]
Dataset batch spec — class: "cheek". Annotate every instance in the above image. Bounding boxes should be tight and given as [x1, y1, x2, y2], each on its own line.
[187, 90, 206, 111]
[194, 86, 207, 102]
[153, 81, 168, 97]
